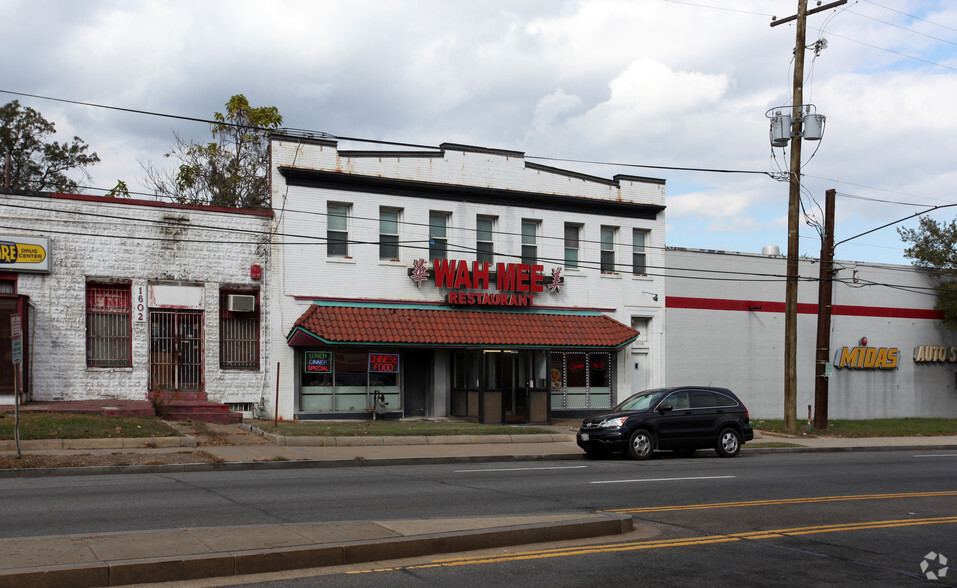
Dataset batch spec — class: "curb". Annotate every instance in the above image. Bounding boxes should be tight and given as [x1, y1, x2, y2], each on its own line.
[0, 514, 633, 588]
[239, 423, 576, 446]
[3, 443, 957, 478]
[0, 453, 588, 478]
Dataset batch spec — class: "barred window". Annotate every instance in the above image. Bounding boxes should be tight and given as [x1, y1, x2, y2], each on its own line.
[220, 289, 260, 370]
[86, 283, 131, 367]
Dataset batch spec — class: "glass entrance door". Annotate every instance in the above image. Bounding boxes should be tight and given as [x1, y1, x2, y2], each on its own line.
[504, 351, 530, 424]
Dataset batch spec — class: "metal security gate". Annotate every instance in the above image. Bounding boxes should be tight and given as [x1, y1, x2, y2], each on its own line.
[149, 309, 204, 399]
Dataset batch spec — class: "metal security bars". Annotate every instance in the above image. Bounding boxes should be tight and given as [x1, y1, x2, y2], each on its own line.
[86, 283, 132, 367]
[149, 309, 204, 394]
[220, 290, 260, 370]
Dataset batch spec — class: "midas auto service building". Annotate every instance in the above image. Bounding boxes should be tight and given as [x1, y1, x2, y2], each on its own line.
[664, 247, 957, 420]
[269, 135, 666, 423]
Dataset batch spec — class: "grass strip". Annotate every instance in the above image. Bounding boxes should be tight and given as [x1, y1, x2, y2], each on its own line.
[0, 412, 179, 440]
[753, 418, 957, 437]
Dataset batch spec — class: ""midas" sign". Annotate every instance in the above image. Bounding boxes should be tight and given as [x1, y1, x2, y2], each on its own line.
[833, 346, 900, 370]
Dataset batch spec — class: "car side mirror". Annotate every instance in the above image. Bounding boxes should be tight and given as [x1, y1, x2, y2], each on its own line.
[658, 404, 673, 413]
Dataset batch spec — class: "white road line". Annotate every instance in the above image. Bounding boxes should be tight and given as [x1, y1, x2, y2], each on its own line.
[914, 454, 957, 458]
[455, 466, 589, 473]
[591, 475, 736, 484]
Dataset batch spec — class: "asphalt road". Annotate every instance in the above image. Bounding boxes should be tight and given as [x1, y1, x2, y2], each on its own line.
[2, 450, 956, 586]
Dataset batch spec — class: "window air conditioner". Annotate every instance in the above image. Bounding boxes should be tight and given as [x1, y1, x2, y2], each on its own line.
[227, 294, 256, 312]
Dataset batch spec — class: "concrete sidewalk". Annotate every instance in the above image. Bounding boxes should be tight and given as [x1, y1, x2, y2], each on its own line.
[0, 513, 633, 588]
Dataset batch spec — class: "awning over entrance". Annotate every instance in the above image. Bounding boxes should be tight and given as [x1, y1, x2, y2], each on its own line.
[286, 305, 640, 349]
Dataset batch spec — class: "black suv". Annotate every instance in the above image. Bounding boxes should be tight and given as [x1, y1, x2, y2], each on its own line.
[576, 386, 754, 459]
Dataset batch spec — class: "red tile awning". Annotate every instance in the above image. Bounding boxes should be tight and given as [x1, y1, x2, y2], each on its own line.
[287, 305, 639, 349]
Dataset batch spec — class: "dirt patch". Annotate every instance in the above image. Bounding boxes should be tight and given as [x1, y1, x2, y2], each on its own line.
[167, 420, 273, 447]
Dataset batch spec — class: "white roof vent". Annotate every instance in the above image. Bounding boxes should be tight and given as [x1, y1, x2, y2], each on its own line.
[762, 245, 781, 256]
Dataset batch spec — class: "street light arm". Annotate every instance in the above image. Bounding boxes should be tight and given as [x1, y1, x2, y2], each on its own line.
[833, 203, 957, 249]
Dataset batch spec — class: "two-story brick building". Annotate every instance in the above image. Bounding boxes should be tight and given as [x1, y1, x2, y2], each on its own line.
[268, 136, 667, 423]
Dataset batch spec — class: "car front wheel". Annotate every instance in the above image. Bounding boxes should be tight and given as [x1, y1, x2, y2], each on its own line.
[627, 429, 655, 460]
[715, 428, 741, 458]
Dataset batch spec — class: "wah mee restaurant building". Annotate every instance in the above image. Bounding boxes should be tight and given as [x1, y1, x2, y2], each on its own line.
[269, 135, 667, 423]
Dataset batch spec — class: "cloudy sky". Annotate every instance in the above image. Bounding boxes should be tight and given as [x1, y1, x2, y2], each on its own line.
[2, 0, 955, 265]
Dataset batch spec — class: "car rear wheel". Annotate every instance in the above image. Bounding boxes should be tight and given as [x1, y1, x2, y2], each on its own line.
[715, 428, 741, 458]
[627, 429, 655, 460]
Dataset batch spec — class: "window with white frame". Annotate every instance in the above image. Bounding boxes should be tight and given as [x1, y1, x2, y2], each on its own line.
[476, 215, 495, 264]
[379, 207, 401, 260]
[564, 223, 581, 270]
[86, 282, 131, 367]
[327, 203, 350, 257]
[429, 211, 449, 260]
[521, 219, 539, 265]
[633, 229, 648, 275]
[600, 226, 617, 273]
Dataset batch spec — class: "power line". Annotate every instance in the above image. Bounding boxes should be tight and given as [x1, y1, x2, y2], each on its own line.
[824, 30, 957, 72]
[0, 196, 939, 294]
[861, 0, 957, 34]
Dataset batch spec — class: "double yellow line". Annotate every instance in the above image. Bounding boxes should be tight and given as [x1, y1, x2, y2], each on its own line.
[608, 490, 957, 514]
[348, 491, 957, 574]
[349, 515, 957, 573]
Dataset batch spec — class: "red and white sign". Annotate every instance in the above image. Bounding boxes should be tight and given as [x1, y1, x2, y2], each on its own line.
[410, 259, 564, 307]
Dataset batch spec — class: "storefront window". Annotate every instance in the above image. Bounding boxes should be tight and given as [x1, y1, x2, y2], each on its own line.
[299, 349, 401, 413]
[550, 351, 613, 409]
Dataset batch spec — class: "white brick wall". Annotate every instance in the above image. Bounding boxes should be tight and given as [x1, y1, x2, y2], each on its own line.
[3, 192, 271, 406]
[268, 138, 667, 418]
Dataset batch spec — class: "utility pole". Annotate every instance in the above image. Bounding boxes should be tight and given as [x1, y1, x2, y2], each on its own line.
[814, 189, 835, 429]
[771, 0, 846, 432]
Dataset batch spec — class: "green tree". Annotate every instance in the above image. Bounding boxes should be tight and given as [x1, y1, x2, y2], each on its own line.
[144, 94, 282, 209]
[0, 100, 100, 192]
[899, 217, 957, 329]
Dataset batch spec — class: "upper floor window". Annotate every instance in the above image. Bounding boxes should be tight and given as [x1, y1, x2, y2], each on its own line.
[86, 282, 131, 367]
[476, 215, 495, 264]
[379, 208, 401, 260]
[429, 211, 449, 260]
[521, 220, 539, 265]
[633, 229, 648, 275]
[327, 203, 350, 257]
[564, 223, 581, 270]
[220, 289, 260, 370]
[600, 226, 617, 273]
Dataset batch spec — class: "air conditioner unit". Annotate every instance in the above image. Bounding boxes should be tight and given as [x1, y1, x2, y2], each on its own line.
[227, 294, 256, 312]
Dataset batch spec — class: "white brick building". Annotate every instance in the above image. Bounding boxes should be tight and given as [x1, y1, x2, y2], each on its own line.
[0, 190, 272, 413]
[665, 247, 957, 419]
[268, 136, 667, 422]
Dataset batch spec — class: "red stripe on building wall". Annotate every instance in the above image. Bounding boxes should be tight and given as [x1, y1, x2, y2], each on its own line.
[665, 296, 943, 320]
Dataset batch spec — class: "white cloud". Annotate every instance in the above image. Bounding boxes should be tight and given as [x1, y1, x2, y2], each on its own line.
[2, 0, 955, 264]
